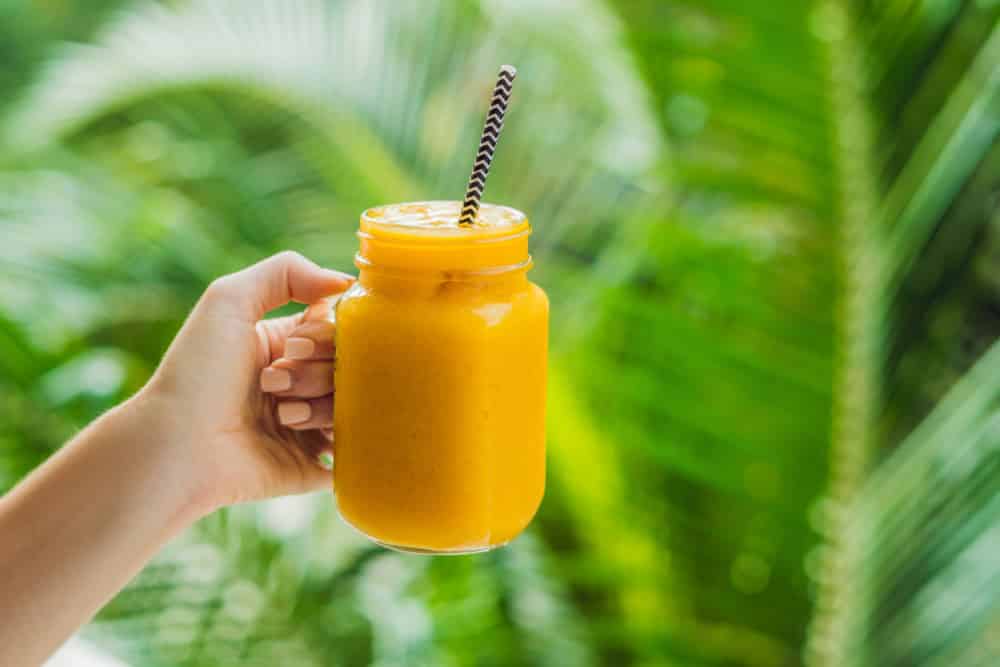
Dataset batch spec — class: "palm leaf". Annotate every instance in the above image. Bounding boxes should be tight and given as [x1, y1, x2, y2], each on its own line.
[600, 1, 839, 661]
[2, 0, 664, 322]
[808, 2, 1000, 666]
[843, 339, 1000, 666]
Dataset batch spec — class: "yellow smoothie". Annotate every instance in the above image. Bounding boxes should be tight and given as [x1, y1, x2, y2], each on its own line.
[333, 201, 548, 553]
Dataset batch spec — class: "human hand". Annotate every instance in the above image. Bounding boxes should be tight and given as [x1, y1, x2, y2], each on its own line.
[0, 251, 353, 664]
[142, 251, 353, 513]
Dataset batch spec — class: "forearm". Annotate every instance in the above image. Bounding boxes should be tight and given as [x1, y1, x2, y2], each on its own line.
[0, 390, 205, 666]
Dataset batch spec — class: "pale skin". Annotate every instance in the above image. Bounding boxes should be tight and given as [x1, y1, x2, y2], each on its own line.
[0, 252, 353, 666]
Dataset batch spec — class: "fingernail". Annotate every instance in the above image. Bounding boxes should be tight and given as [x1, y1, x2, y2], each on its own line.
[285, 337, 315, 359]
[278, 401, 311, 425]
[260, 367, 292, 392]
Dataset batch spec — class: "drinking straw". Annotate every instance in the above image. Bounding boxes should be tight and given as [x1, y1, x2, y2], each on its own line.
[458, 65, 517, 226]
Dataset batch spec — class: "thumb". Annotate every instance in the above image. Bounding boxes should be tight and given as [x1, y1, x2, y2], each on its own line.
[203, 251, 354, 321]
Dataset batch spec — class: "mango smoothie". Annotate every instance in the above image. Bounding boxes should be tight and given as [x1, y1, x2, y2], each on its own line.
[333, 201, 548, 553]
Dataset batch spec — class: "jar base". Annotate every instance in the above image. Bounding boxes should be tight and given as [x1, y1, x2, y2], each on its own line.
[340, 511, 509, 556]
[372, 538, 507, 556]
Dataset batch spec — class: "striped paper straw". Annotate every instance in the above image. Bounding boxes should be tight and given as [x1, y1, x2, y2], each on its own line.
[459, 65, 517, 226]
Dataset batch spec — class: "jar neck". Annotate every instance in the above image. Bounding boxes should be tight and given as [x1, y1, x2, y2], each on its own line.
[355, 207, 532, 288]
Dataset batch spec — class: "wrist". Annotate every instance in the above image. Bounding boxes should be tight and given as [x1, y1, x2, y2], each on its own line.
[113, 386, 218, 525]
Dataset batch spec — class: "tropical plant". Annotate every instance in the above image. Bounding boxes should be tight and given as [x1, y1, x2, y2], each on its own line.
[0, 0, 996, 666]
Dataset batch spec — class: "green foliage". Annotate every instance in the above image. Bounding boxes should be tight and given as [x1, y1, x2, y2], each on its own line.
[0, 1, 996, 666]
[844, 340, 1000, 667]
[804, 3, 999, 665]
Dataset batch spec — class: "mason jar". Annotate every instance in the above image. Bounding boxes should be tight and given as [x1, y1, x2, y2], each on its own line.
[333, 201, 548, 554]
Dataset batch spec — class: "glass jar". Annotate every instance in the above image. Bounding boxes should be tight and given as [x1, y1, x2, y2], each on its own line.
[333, 201, 548, 554]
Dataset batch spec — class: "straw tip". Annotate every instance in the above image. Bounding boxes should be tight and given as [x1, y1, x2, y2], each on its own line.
[500, 64, 517, 77]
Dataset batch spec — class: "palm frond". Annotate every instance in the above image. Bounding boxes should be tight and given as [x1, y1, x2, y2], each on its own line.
[805, 1, 887, 661]
[808, 3, 1000, 665]
[598, 1, 839, 660]
[881, 23, 1000, 296]
[843, 339, 1000, 666]
[2, 0, 665, 322]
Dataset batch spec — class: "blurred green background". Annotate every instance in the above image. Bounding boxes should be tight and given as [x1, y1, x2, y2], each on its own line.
[1, 1, 997, 666]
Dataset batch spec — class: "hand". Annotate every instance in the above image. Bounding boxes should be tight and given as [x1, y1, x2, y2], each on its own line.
[0, 251, 353, 665]
[143, 251, 353, 513]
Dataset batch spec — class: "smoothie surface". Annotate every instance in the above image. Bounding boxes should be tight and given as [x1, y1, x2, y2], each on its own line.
[362, 201, 526, 234]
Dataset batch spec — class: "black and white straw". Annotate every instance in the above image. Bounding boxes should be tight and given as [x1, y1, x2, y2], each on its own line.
[459, 65, 517, 226]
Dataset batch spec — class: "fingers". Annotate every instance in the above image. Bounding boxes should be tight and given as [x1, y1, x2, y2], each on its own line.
[204, 251, 354, 321]
[285, 322, 337, 360]
[286, 297, 339, 359]
[255, 314, 302, 366]
[258, 299, 338, 441]
[276, 396, 333, 431]
[302, 297, 338, 323]
[251, 384, 333, 496]
[260, 360, 333, 398]
[255, 293, 339, 368]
